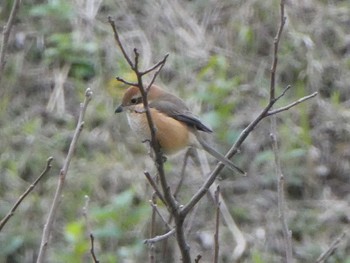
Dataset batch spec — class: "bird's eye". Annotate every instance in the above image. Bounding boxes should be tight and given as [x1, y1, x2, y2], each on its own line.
[130, 97, 142, 104]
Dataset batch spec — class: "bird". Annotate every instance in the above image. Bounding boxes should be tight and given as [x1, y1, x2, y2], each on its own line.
[115, 84, 244, 174]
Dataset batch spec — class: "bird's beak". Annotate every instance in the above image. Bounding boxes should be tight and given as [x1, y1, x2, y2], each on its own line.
[115, 105, 123, 113]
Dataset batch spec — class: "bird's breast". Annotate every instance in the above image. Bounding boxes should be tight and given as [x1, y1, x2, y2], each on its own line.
[126, 106, 196, 154]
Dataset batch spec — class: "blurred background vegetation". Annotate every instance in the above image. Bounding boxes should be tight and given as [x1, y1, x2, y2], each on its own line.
[0, 0, 349, 262]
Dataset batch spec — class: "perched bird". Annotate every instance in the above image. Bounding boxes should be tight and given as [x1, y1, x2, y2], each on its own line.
[115, 84, 244, 174]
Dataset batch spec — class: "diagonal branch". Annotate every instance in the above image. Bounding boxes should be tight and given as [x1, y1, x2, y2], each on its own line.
[115, 77, 138, 87]
[144, 228, 176, 244]
[0, 157, 53, 232]
[108, 16, 134, 69]
[146, 54, 169, 93]
[144, 171, 166, 205]
[142, 54, 169, 77]
[267, 92, 318, 116]
[180, 0, 317, 218]
[316, 232, 347, 263]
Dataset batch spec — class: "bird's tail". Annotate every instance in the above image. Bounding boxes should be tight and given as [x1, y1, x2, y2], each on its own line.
[197, 135, 246, 175]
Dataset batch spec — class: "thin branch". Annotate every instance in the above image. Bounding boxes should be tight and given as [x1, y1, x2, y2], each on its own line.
[270, 0, 286, 100]
[89, 234, 99, 263]
[144, 229, 176, 244]
[83, 196, 99, 263]
[316, 232, 347, 263]
[267, 92, 318, 116]
[149, 198, 172, 231]
[0, 0, 21, 80]
[173, 148, 192, 198]
[36, 88, 93, 263]
[0, 157, 53, 232]
[214, 186, 220, 263]
[142, 53, 169, 77]
[270, 120, 293, 262]
[149, 193, 157, 263]
[134, 48, 140, 71]
[108, 16, 134, 68]
[144, 171, 166, 205]
[195, 149, 246, 260]
[115, 76, 138, 87]
[274, 85, 292, 102]
[269, 2, 293, 262]
[146, 54, 169, 92]
[194, 255, 202, 263]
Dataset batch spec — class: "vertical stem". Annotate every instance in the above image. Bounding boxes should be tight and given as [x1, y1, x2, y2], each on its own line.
[0, 0, 21, 80]
[149, 194, 157, 263]
[214, 186, 220, 263]
[270, 117, 293, 262]
[36, 89, 92, 263]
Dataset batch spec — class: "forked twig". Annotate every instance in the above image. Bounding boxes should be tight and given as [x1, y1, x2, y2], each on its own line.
[267, 91, 318, 116]
[0, 157, 53, 232]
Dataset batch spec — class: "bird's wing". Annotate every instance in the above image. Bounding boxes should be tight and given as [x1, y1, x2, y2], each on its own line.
[149, 98, 212, 133]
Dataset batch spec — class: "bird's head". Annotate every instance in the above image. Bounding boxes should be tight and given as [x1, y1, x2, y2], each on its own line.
[115, 84, 163, 113]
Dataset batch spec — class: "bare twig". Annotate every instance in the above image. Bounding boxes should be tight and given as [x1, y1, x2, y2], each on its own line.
[36, 88, 93, 263]
[270, 0, 286, 100]
[89, 234, 99, 263]
[149, 198, 172, 230]
[83, 196, 100, 263]
[269, 1, 293, 262]
[194, 254, 202, 263]
[0, 157, 53, 232]
[173, 148, 192, 198]
[270, 121, 293, 262]
[149, 193, 157, 263]
[267, 92, 318, 116]
[144, 171, 166, 205]
[115, 77, 138, 87]
[316, 232, 347, 263]
[108, 16, 134, 68]
[196, 150, 246, 260]
[214, 186, 220, 263]
[142, 53, 169, 78]
[144, 229, 176, 244]
[0, 0, 21, 80]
